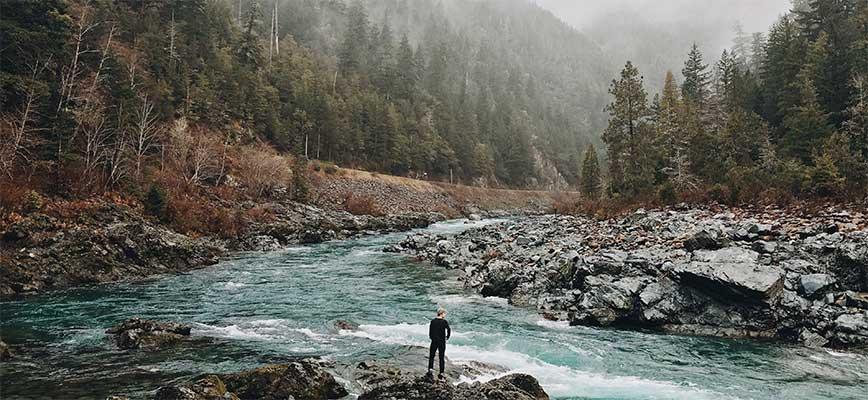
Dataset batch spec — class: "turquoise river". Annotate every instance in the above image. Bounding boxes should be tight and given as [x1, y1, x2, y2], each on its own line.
[1, 219, 866, 399]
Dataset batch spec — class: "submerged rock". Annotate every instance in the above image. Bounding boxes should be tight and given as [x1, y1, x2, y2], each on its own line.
[106, 318, 192, 350]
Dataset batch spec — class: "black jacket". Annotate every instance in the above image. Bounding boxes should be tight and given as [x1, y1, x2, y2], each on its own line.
[429, 318, 451, 343]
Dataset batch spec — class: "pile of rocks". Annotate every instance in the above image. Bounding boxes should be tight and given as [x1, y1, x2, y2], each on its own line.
[390, 205, 868, 348]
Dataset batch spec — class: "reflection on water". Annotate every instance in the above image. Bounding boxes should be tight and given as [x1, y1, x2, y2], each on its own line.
[1, 219, 866, 399]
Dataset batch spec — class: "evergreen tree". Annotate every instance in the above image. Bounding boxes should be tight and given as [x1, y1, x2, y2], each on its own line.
[338, 1, 369, 76]
[580, 145, 602, 199]
[681, 44, 711, 107]
[394, 34, 417, 100]
[237, 0, 265, 69]
[655, 71, 683, 162]
[731, 22, 752, 68]
[603, 61, 655, 196]
[761, 15, 805, 127]
[782, 71, 833, 163]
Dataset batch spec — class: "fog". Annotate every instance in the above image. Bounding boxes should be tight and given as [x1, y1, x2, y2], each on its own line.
[535, 0, 794, 88]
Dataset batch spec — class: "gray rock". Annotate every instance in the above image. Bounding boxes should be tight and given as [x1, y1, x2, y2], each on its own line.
[799, 274, 836, 298]
[751, 240, 777, 254]
[673, 248, 784, 303]
[684, 226, 727, 251]
[106, 318, 192, 350]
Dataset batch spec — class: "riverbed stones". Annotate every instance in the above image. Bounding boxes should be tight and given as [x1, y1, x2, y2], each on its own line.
[392, 204, 868, 348]
[106, 318, 192, 350]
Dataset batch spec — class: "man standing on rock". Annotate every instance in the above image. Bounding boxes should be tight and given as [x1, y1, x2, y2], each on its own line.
[427, 308, 451, 380]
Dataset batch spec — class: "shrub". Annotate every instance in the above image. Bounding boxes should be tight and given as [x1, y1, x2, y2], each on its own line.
[707, 184, 730, 204]
[344, 193, 382, 216]
[237, 145, 292, 198]
[657, 182, 678, 205]
[144, 184, 168, 220]
[291, 157, 311, 202]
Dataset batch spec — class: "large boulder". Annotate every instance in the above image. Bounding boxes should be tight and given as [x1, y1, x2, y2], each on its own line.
[105, 318, 191, 350]
[828, 312, 868, 348]
[673, 248, 785, 304]
[155, 360, 348, 400]
[155, 375, 238, 400]
[358, 373, 548, 400]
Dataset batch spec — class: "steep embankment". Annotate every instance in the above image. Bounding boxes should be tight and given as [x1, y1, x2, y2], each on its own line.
[0, 170, 560, 299]
[391, 204, 868, 349]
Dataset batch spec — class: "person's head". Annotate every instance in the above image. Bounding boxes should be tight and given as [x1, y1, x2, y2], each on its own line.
[437, 308, 447, 318]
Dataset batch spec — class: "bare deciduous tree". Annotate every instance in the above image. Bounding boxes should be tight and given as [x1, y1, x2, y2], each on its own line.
[167, 118, 220, 186]
[128, 96, 160, 180]
[79, 108, 111, 189]
[0, 58, 50, 178]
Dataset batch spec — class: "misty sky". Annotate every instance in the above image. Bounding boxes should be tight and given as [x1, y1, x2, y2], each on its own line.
[534, 0, 794, 89]
[535, 0, 792, 34]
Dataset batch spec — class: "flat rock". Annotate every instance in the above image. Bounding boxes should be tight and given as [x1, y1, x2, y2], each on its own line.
[673, 248, 784, 303]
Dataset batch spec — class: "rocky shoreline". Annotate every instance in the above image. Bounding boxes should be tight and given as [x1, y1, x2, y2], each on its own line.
[0, 199, 446, 300]
[389, 205, 868, 349]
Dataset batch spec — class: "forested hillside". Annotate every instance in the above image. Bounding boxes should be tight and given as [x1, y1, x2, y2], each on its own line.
[587, 0, 868, 204]
[1, 0, 612, 204]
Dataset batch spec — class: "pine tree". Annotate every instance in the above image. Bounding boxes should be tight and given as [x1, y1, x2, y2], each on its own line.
[749, 32, 767, 74]
[655, 71, 683, 162]
[716, 50, 739, 111]
[603, 61, 655, 196]
[236, 0, 265, 69]
[761, 15, 805, 126]
[580, 145, 602, 199]
[731, 22, 752, 69]
[395, 34, 417, 100]
[682, 44, 711, 107]
[338, 1, 369, 75]
[782, 71, 833, 163]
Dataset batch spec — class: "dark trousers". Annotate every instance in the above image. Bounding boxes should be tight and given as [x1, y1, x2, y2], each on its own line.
[428, 340, 446, 373]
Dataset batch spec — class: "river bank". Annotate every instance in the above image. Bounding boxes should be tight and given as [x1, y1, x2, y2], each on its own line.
[0, 167, 557, 300]
[390, 204, 868, 349]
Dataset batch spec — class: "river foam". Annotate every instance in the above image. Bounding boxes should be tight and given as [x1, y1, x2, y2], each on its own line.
[340, 323, 741, 400]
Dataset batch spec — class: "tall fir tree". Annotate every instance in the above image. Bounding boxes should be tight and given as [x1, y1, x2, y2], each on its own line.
[681, 44, 711, 107]
[580, 145, 602, 199]
[603, 61, 655, 196]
